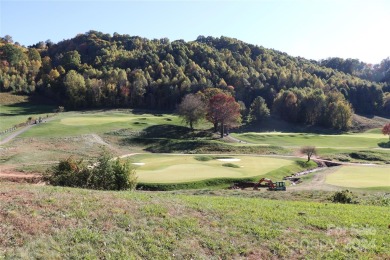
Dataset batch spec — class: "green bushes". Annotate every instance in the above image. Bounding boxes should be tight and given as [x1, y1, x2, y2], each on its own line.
[331, 190, 357, 204]
[222, 163, 240, 168]
[194, 155, 213, 161]
[45, 149, 137, 190]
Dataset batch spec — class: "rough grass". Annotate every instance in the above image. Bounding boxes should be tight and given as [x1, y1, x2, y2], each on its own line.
[326, 165, 390, 189]
[0, 182, 389, 259]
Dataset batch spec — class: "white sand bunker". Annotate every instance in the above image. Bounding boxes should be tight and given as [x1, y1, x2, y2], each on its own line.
[217, 158, 241, 162]
[132, 163, 145, 166]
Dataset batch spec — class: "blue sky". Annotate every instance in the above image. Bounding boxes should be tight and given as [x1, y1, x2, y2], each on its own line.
[1, 0, 389, 64]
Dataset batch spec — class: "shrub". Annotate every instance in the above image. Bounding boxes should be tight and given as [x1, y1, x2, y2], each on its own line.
[194, 155, 213, 161]
[331, 190, 357, 204]
[222, 163, 240, 168]
[44, 156, 89, 188]
[45, 149, 137, 191]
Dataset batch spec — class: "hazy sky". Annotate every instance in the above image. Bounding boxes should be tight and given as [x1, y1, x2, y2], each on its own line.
[1, 0, 389, 64]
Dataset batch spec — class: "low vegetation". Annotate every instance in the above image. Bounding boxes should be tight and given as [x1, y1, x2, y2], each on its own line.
[0, 183, 389, 259]
[45, 149, 137, 191]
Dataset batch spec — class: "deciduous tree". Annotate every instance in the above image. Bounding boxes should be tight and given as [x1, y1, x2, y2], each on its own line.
[382, 123, 390, 140]
[177, 94, 206, 130]
[300, 146, 317, 162]
[207, 93, 242, 138]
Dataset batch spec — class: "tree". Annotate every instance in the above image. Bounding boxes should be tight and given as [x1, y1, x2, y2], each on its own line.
[382, 123, 390, 140]
[177, 94, 206, 130]
[207, 93, 242, 138]
[300, 146, 317, 162]
[64, 70, 86, 108]
[249, 96, 270, 123]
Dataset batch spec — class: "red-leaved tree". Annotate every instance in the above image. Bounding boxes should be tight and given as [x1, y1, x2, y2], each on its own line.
[207, 93, 242, 138]
[382, 123, 390, 140]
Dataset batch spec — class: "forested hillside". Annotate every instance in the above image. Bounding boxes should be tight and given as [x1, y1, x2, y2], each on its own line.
[0, 31, 389, 129]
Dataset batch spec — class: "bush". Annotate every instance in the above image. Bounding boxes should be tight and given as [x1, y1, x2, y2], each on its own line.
[331, 190, 357, 204]
[222, 163, 240, 168]
[194, 155, 213, 161]
[45, 149, 137, 190]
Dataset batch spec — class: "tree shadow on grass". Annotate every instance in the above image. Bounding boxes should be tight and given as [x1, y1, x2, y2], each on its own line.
[121, 124, 215, 152]
[378, 141, 390, 148]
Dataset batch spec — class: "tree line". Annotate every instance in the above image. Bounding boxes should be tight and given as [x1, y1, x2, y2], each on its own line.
[0, 32, 389, 130]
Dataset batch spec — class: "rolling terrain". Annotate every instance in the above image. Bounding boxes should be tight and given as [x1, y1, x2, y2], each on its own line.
[0, 94, 389, 258]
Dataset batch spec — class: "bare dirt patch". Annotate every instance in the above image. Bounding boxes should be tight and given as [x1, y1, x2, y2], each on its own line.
[0, 169, 43, 184]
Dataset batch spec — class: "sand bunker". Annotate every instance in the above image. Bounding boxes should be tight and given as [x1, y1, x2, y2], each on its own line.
[132, 163, 145, 166]
[217, 158, 241, 162]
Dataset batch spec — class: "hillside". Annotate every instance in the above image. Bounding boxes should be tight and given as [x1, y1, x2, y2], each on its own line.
[0, 32, 389, 128]
[1, 182, 389, 259]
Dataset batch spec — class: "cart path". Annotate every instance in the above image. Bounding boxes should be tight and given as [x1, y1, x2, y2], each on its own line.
[0, 124, 35, 145]
[0, 116, 57, 145]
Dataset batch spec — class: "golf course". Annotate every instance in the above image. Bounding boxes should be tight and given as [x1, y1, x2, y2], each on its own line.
[1, 93, 389, 259]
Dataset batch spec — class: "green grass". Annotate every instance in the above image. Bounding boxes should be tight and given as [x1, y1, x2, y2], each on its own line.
[232, 130, 387, 149]
[19, 110, 184, 138]
[0, 102, 55, 132]
[0, 182, 388, 259]
[326, 165, 390, 189]
[132, 154, 294, 183]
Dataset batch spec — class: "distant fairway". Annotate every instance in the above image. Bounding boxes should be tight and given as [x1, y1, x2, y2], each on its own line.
[132, 155, 293, 183]
[232, 131, 387, 149]
[19, 111, 182, 137]
[60, 117, 133, 125]
[326, 165, 390, 189]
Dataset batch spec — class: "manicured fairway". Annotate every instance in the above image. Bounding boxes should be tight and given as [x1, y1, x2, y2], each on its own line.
[326, 165, 390, 188]
[19, 111, 181, 137]
[132, 155, 293, 183]
[232, 131, 387, 149]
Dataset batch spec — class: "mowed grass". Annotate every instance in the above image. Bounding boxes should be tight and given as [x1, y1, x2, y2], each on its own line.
[19, 110, 183, 138]
[132, 154, 293, 183]
[326, 165, 390, 189]
[0, 183, 388, 259]
[0, 102, 55, 132]
[232, 131, 387, 149]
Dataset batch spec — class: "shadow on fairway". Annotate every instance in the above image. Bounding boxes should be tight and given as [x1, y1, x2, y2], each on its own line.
[378, 141, 390, 148]
[121, 124, 216, 152]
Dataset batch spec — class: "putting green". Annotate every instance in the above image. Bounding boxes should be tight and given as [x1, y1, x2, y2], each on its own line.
[326, 165, 390, 188]
[133, 155, 293, 183]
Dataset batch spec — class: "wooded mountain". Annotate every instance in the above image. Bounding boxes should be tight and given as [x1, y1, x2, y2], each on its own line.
[1, 31, 389, 129]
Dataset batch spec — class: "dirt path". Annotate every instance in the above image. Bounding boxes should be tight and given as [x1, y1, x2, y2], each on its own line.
[0, 166, 43, 183]
[288, 167, 341, 191]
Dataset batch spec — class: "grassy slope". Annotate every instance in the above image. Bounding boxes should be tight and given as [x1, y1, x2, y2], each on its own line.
[0, 93, 55, 132]
[0, 183, 389, 259]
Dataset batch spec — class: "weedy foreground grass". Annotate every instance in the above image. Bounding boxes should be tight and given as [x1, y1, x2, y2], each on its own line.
[0, 182, 389, 259]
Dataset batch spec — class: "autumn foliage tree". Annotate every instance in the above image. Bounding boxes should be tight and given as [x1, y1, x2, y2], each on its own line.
[382, 123, 390, 140]
[207, 93, 242, 138]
